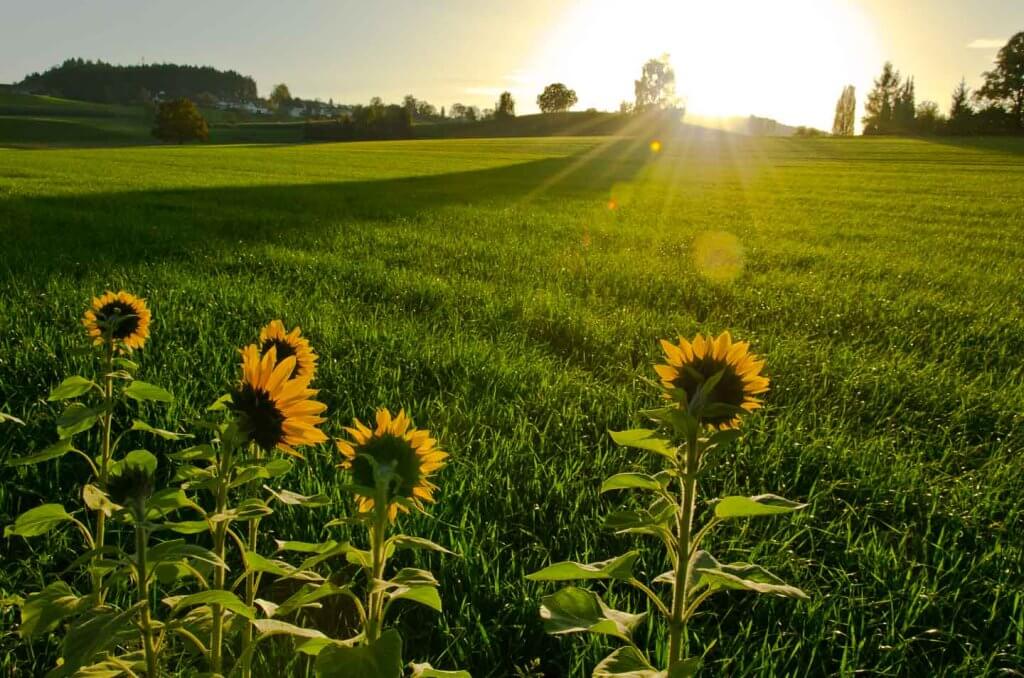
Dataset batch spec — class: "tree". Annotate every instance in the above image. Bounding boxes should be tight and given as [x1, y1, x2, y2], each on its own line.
[537, 83, 578, 113]
[831, 85, 856, 136]
[151, 97, 209, 143]
[403, 94, 417, 116]
[415, 100, 437, 119]
[495, 91, 515, 119]
[269, 83, 292, 110]
[894, 77, 916, 132]
[948, 78, 974, 134]
[914, 101, 944, 134]
[634, 55, 677, 112]
[862, 62, 901, 134]
[976, 32, 1024, 130]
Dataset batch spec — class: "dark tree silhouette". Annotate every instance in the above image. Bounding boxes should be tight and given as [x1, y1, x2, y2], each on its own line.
[914, 101, 943, 134]
[634, 56, 677, 112]
[151, 98, 209, 144]
[976, 32, 1024, 130]
[948, 78, 974, 134]
[495, 91, 516, 119]
[894, 77, 916, 132]
[862, 62, 901, 134]
[269, 83, 292, 111]
[537, 83, 578, 113]
[832, 85, 856, 136]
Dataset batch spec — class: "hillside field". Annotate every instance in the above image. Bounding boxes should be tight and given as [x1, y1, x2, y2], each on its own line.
[0, 134, 1022, 676]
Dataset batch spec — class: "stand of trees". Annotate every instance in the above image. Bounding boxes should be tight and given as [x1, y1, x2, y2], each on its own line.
[832, 85, 856, 136]
[863, 32, 1024, 136]
[305, 98, 412, 141]
[17, 59, 257, 105]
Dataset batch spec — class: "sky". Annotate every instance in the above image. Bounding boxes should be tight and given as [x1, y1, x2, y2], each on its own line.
[1, 0, 1020, 130]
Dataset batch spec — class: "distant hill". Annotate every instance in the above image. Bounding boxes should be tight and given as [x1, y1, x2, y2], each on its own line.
[16, 59, 258, 105]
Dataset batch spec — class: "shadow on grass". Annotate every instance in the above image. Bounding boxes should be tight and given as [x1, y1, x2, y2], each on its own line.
[0, 138, 651, 281]
[917, 134, 1024, 157]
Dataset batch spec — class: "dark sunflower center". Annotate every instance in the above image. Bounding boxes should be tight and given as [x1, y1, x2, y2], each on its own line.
[671, 357, 747, 425]
[231, 384, 285, 452]
[96, 301, 141, 340]
[351, 433, 421, 500]
[107, 465, 155, 507]
[262, 339, 297, 364]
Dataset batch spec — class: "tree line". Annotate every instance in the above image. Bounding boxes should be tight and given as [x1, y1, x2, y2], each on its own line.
[831, 31, 1024, 136]
[17, 58, 257, 105]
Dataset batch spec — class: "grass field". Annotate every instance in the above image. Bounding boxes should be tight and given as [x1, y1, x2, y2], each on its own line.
[1, 134, 1022, 676]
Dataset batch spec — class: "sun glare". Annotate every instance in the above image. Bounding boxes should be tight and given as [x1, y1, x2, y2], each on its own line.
[527, 0, 881, 130]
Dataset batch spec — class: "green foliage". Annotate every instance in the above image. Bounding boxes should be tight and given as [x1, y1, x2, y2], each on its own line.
[537, 83, 578, 114]
[151, 97, 209, 144]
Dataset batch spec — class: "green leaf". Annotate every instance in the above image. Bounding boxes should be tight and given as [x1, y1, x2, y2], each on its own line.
[57, 403, 101, 437]
[706, 428, 743, 449]
[53, 605, 138, 677]
[409, 663, 471, 678]
[123, 381, 174, 403]
[714, 494, 807, 520]
[608, 429, 676, 459]
[276, 581, 353, 618]
[388, 585, 442, 612]
[526, 551, 640, 582]
[276, 539, 337, 554]
[8, 439, 78, 467]
[18, 581, 95, 639]
[5, 503, 73, 538]
[244, 550, 296, 577]
[539, 586, 645, 642]
[163, 520, 208, 535]
[315, 628, 403, 678]
[168, 444, 215, 461]
[691, 551, 808, 599]
[346, 547, 374, 569]
[389, 568, 439, 588]
[148, 540, 224, 570]
[130, 419, 191, 440]
[601, 473, 665, 494]
[207, 393, 232, 411]
[48, 376, 97, 401]
[387, 535, 453, 555]
[265, 486, 330, 507]
[265, 458, 293, 477]
[112, 357, 139, 372]
[166, 590, 254, 619]
[145, 487, 201, 519]
[593, 646, 660, 677]
[234, 619, 330, 669]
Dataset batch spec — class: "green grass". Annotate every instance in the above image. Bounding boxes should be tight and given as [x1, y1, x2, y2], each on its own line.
[1, 134, 1022, 676]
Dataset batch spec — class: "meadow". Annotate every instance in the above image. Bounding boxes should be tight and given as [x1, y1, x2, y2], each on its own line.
[0, 133, 1022, 676]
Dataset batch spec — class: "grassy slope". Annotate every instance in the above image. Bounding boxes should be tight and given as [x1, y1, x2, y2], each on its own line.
[0, 91, 303, 147]
[0, 135, 1022, 676]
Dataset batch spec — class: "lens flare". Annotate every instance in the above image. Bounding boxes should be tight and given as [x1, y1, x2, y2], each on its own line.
[693, 231, 744, 282]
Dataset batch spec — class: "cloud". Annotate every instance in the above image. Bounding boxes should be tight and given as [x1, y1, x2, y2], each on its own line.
[967, 38, 1005, 49]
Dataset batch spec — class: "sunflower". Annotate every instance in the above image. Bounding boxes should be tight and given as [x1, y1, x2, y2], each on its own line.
[230, 344, 328, 457]
[82, 291, 151, 351]
[259, 320, 318, 382]
[654, 332, 770, 429]
[336, 408, 448, 521]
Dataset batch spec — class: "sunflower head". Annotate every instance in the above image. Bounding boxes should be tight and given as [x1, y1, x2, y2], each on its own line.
[230, 344, 328, 456]
[82, 291, 151, 351]
[259, 320, 318, 382]
[654, 332, 769, 429]
[336, 408, 448, 522]
[107, 460, 155, 509]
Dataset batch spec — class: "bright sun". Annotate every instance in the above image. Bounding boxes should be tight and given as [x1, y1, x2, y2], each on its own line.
[526, 0, 882, 130]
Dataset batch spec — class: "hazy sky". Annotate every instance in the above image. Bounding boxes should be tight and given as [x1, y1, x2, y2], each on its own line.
[1, 1, 1020, 129]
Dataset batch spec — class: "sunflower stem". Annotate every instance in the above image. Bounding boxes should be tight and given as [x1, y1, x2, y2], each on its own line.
[667, 426, 700, 668]
[93, 341, 115, 602]
[240, 445, 261, 678]
[365, 486, 390, 644]
[134, 500, 160, 677]
[209, 436, 234, 675]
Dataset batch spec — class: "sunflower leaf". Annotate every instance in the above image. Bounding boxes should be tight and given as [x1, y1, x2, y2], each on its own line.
[264, 485, 330, 507]
[48, 376, 97, 401]
[130, 419, 191, 440]
[713, 494, 807, 520]
[409, 663, 472, 678]
[315, 628, 403, 678]
[8, 438, 78, 467]
[593, 646, 660, 677]
[5, 503, 73, 539]
[57, 403, 102, 438]
[600, 472, 666, 494]
[123, 381, 174, 403]
[0, 411, 25, 426]
[539, 586, 645, 642]
[608, 429, 676, 459]
[387, 535, 454, 555]
[165, 590, 254, 619]
[526, 551, 640, 582]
